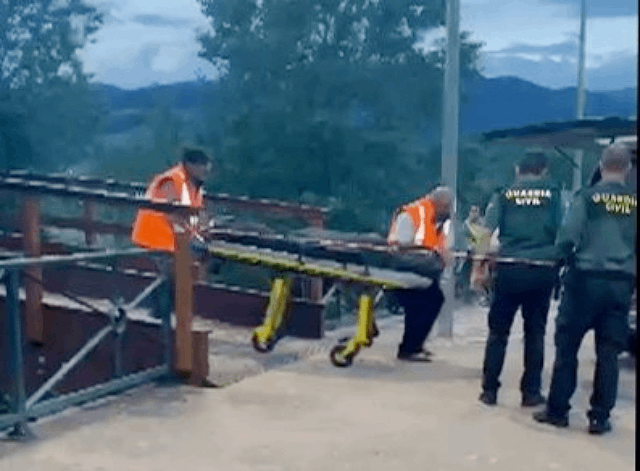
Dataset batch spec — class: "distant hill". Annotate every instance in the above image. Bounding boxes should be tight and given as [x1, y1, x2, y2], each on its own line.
[92, 76, 637, 137]
[460, 76, 637, 135]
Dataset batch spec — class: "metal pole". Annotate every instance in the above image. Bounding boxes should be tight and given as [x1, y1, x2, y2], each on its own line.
[6, 269, 32, 439]
[438, 0, 460, 338]
[573, 0, 587, 191]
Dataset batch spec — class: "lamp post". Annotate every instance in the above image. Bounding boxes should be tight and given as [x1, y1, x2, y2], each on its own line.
[438, 0, 460, 338]
[573, 0, 587, 191]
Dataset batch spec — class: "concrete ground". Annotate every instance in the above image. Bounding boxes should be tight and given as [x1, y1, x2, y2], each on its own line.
[0, 301, 635, 471]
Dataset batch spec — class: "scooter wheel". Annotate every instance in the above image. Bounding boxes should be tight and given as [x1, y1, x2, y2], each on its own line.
[251, 333, 275, 353]
[330, 344, 355, 367]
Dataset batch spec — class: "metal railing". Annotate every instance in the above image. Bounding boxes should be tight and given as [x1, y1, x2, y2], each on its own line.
[0, 248, 172, 439]
[0, 169, 328, 224]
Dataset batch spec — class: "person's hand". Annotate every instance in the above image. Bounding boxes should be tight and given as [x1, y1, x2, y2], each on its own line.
[189, 238, 208, 260]
[436, 248, 453, 267]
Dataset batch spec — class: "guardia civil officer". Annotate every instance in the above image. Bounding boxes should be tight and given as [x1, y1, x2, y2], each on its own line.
[478, 152, 563, 407]
[534, 144, 637, 435]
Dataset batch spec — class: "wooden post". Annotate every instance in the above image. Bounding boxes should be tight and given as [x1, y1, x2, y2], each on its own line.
[174, 230, 194, 376]
[189, 329, 210, 386]
[23, 197, 44, 344]
[83, 201, 97, 247]
[308, 214, 325, 303]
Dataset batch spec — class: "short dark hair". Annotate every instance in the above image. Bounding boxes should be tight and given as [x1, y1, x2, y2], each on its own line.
[182, 147, 210, 165]
[518, 151, 548, 175]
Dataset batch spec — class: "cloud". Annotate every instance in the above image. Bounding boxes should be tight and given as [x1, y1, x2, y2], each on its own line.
[79, 0, 216, 89]
[132, 14, 196, 28]
[497, 40, 578, 56]
[482, 48, 637, 90]
[90, 45, 221, 90]
[539, 0, 638, 18]
[458, 0, 637, 89]
[79, 0, 637, 91]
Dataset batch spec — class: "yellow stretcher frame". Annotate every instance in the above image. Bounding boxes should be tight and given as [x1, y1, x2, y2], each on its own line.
[206, 245, 406, 289]
[206, 244, 412, 366]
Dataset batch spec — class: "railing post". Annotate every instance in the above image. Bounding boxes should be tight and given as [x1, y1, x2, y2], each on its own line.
[174, 231, 193, 376]
[156, 273, 173, 369]
[83, 201, 97, 247]
[22, 196, 43, 344]
[6, 268, 31, 439]
[308, 214, 325, 303]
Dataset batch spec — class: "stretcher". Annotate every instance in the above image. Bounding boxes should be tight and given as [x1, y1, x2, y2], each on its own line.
[204, 230, 558, 367]
[205, 239, 437, 367]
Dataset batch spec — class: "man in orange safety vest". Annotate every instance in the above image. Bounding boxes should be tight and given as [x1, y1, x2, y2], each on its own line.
[387, 186, 453, 361]
[132, 147, 212, 254]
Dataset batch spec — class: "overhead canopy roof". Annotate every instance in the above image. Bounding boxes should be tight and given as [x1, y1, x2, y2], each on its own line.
[482, 117, 637, 152]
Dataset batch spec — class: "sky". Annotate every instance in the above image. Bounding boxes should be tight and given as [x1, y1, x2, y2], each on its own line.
[78, 0, 638, 91]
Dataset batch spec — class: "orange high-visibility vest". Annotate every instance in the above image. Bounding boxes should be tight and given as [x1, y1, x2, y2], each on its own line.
[387, 197, 445, 251]
[131, 164, 204, 252]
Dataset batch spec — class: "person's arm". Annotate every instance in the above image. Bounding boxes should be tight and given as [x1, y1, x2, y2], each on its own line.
[555, 192, 587, 261]
[465, 197, 497, 257]
[393, 212, 416, 246]
[461, 220, 472, 244]
[482, 192, 501, 234]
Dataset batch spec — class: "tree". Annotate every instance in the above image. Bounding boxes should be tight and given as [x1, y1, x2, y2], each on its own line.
[0, 0, 104, 169]
[197, 0, 481, 126]
[195, 0, 483, 233]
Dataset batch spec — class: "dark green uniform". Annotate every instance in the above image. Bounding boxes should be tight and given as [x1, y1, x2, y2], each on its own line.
[544, 181, 636, 425]
[480, 177, 562, 403]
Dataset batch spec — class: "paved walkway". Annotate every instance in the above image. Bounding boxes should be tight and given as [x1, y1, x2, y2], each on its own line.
[0, 302, 635, 471]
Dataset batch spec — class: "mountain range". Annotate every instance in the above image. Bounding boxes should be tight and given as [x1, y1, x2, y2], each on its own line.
[92, 76, 637, 138]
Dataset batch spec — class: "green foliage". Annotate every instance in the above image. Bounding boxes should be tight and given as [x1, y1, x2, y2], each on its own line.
[0, 0, 105, 170]
[188, 0, 485, 234]
[197, 0, 482, 127]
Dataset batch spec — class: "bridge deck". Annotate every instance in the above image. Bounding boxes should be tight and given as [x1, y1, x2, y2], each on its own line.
[0, 302, 635, 471]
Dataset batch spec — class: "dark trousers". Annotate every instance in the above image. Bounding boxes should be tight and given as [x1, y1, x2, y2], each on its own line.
[547, 270, 633, 420]
[455, 258, 473, 302]
[482, 266, 557, 396]
[393, 282, 445, 355]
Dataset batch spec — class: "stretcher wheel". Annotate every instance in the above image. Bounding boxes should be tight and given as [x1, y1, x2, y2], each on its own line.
[251, 333, 276, 353]
[330, 344, 355, 367]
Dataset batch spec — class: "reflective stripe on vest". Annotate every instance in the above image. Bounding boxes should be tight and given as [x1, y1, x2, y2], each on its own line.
[414, 204, 426, 245]
[180, 181, 202, 228]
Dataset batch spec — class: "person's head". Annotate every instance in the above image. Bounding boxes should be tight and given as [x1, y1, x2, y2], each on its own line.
[516, 151, 549, 179]
[181, 147, 212, 185]
[468, 205, 480, 222]
[428, 186, 454, 223]
[599, 144, 632, 183]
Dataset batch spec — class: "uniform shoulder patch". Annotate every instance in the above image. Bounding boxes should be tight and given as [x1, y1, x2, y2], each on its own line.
[591, 192, 637, 215]
[503, 187, 553, 206]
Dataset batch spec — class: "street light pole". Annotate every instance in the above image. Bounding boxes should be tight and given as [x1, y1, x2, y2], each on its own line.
[573, 0, 587, 191]
[438, 0, 460, 338]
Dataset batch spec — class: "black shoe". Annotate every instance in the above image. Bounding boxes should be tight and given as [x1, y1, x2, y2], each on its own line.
[533, 410, 569, 428]
[397, 350, 432, 362]
[521, 394, 546, 407]
[479, 390, 497, 406]
[588, 417, 612, 435]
